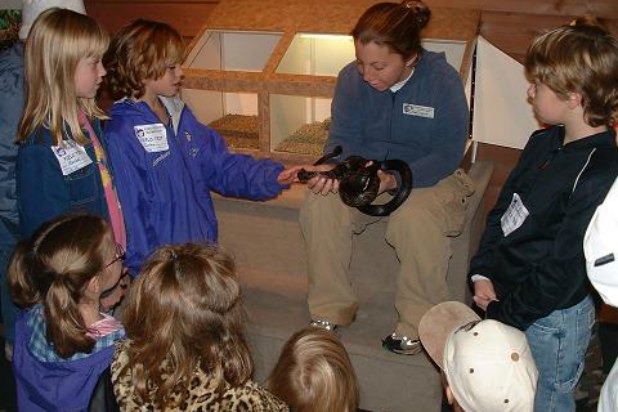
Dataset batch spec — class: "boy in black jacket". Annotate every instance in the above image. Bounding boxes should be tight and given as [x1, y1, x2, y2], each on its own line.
[469, 18, 618, 412]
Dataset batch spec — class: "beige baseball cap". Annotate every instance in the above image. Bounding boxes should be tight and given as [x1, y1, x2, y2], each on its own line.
[419, 301, 538, 412]
[19, 0, 86, 39]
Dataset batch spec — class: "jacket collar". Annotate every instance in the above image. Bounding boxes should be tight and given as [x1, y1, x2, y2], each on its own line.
[554, 126, 616, 151]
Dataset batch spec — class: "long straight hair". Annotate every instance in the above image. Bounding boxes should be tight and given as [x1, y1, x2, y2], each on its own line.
[17, 8, 109, 146]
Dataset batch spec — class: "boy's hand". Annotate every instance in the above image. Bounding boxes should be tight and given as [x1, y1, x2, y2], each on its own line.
[473, 278, 498, 312]
[277, 166, 306, 185]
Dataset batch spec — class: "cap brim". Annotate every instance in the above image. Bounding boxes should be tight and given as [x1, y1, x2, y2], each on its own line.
[418, 301, 480, 368]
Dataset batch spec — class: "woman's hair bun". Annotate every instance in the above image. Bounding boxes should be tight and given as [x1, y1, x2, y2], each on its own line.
[402, 0, 431, 29]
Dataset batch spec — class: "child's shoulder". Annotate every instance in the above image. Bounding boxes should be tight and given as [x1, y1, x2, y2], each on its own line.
[108, 98, 143, 118]
[19, 126, 54, 147]
[588, 144, 618, 175]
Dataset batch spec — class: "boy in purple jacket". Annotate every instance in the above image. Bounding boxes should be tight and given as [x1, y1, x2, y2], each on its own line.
[103, 19, 307, 275]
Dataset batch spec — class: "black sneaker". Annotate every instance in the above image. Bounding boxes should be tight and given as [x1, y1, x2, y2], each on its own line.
[382, 333, 422, 355]
[309, 319, 339, 332]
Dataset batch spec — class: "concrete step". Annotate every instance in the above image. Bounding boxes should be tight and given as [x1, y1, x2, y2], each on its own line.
[213, 160, 493, 412]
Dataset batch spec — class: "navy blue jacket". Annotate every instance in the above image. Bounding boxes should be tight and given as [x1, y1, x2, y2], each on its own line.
[0, 41, 24, 344]
[104, 97, 286, 275]
[0, 42, 22, 247]
[470, 126, 618, 330]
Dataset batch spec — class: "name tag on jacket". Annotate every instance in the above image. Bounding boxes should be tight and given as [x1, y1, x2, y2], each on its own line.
[51, 140, 93, 176]
[501, 193, 529, 237]
[403, 103, 435, 119]
[134, 123, 169, 153]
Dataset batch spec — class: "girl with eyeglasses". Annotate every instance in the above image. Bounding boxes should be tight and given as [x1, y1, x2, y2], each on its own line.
[8, 213, 126, 411]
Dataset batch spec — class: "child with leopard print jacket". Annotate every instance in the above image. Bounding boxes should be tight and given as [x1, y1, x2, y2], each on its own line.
[110, 244, 287, 411]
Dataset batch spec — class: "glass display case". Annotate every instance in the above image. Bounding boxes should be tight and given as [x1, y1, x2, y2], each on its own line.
[183, 30, 281, 150]
[182, 0, 480, 163]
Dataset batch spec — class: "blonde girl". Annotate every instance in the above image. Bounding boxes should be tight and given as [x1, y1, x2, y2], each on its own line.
[16, 8, 125, 249]
[111, 243, 287, 410]
[9, 213, 126, 411]
[267, 327, 359, 412]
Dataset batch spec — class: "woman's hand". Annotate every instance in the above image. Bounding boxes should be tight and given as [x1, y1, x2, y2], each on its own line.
[377, 170, 397, 194]
[473, 278, 498, 312]
[306, 164, 340, 195]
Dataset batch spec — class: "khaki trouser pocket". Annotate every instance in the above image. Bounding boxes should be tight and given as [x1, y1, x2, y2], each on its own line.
[436, 169, 475, 236]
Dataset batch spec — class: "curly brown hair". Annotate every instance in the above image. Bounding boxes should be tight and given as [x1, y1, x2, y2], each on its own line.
[104, 19, 184, 100]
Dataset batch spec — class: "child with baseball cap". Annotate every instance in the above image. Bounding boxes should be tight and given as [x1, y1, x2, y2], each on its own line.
[584, 177, 618, 412]
[418, 301, 538, 412]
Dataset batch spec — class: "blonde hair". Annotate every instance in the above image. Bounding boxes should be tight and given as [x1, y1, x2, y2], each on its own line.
[525, 17, 618, 127]
[8, 214, 113, 358]
[17, 8, 109, 146]
[104, 19, 184, 100]
[267, 328, 359, 412]
[120, 244, 252, 408]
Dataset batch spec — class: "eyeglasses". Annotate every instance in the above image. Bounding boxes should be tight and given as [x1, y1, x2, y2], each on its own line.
[103, 243, 125, 270]
[99, 243, 127, 299]
[100, 272, 129, 300]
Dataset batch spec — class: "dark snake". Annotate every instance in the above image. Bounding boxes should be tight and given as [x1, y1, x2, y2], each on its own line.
[298, 146, 413, 216]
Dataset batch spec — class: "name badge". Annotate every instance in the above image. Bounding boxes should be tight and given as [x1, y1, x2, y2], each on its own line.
[501, 193, 529, 237]
[51, 140, 93, 176]
[403, 103, 434, 119]
[134, 123, 169, 153]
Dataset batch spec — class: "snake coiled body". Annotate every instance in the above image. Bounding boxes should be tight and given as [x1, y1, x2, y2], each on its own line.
[298, 146, 413, 216]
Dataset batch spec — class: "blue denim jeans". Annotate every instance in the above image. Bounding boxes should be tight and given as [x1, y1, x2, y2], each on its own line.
[525, 296, 595, 412]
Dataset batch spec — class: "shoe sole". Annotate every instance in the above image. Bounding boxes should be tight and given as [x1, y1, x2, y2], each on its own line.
[386, 346, 422, 355]
[382, 341, 423, 355]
